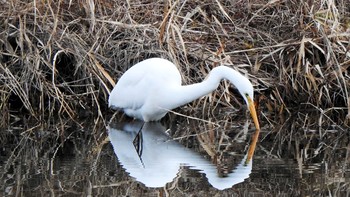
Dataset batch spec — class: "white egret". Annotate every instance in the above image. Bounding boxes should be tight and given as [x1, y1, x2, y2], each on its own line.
[108, 58, 260, 130]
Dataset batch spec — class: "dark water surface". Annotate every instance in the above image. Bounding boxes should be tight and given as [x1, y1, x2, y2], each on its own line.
[1, 114, 349, 196]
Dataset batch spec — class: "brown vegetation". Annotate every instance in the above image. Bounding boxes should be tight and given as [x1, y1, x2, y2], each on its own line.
[0, 0, 349, 129]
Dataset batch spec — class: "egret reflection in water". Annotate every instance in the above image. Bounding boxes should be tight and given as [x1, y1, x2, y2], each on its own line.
[107, 120, 260, 190]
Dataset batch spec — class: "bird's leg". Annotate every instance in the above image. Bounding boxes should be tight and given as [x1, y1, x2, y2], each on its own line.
[134, 121, 145, 139]
[132, 122, 145, 167]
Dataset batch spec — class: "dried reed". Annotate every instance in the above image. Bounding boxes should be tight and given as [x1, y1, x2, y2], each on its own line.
[0, 0, 349, 130]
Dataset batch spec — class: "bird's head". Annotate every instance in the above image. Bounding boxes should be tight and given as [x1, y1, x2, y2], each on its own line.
[214, 65, 260, 130]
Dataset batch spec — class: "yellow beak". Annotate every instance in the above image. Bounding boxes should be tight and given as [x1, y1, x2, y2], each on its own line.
[247, 96, 260, 130]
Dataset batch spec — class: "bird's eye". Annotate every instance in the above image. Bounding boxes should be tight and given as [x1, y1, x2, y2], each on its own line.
[245, 93, 249, 97]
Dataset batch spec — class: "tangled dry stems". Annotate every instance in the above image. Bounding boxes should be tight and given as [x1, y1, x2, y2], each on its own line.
[0, 0, 349, 129]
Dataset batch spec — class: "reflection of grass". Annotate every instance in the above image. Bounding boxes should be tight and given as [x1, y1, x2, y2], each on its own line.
[0, 0, 349, 129]
[169, 113, 349, 195]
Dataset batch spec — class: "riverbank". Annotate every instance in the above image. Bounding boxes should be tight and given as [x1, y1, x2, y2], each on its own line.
[1, 0, 349, 129]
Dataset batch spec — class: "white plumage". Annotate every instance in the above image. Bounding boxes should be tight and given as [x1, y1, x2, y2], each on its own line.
[108, 58, 259, 130]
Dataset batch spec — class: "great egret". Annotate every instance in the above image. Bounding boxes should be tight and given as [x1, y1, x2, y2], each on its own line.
[108, 58, 260, 130]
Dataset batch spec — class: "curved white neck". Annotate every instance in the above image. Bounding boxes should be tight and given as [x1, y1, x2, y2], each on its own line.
[158, 66, 252, 110]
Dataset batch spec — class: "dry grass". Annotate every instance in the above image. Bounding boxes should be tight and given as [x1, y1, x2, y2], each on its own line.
[0, 0, 349, 130]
